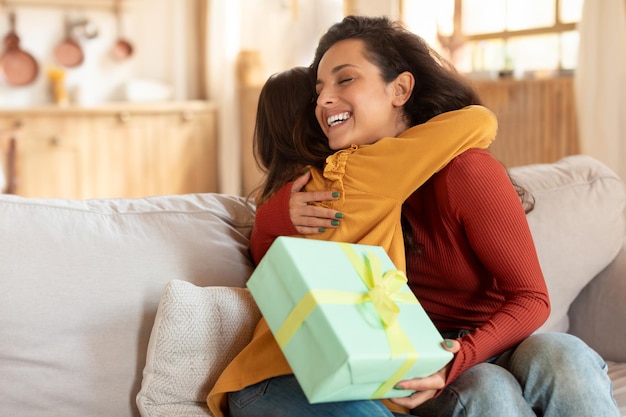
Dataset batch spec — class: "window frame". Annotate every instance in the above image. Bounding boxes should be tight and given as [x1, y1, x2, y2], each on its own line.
[457, 1, 576, 41]
[399, 0, 579, 74]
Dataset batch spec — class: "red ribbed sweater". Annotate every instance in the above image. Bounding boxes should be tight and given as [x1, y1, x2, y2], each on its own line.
[249, 148, 550, 388]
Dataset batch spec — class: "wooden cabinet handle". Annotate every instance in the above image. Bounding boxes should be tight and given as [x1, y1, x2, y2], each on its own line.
[118, 112, 131, 123]
[4, 135, 17, 195]
[181, 110, 194, 122]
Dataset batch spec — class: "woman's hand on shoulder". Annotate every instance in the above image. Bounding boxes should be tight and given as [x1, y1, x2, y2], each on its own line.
[289, 171, 342, 234]
[389, 339, 460, 409]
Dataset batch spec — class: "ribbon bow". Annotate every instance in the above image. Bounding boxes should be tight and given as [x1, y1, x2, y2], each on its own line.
[348, 246, 412, 328]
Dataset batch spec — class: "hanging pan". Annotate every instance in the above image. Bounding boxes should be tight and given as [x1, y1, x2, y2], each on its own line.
[110, 0, 133, 61]
[0, 10, 39, 87]
[53, 13, 84, 68]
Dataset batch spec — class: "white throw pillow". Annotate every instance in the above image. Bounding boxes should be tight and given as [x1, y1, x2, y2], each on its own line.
[136, 281, 261, 417]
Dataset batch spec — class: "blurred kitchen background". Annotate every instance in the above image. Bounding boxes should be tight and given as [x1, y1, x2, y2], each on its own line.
[0, 0, 624, 199]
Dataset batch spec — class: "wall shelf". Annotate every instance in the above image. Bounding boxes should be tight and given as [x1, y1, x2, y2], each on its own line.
[1, 0, 138, 11]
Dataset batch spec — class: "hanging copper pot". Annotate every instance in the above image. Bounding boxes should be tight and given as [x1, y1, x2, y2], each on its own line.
[111, 0, 133, 61]
[0, 10, 39, 87]
[53, 13, 84, 68]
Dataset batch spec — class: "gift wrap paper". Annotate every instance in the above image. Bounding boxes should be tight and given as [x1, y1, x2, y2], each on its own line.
[247, 236, 453, 403]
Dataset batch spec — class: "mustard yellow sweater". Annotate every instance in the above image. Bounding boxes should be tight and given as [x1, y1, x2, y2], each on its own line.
[207, 105, 497, 416]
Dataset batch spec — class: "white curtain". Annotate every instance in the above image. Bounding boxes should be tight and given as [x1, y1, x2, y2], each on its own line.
[205, 0, 243, 195]
[575, 0, 626, 181]
[202, 0, 343, 195]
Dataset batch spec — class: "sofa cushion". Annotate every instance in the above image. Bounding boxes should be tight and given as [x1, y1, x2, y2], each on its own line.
[509, 155, 626, 333]
[569, 237, 626, 362]
[0, 193, 255, 417]
[136, 281, 261, 417]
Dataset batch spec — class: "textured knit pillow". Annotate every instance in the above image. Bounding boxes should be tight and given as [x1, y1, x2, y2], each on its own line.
[136, 281, 261, 417]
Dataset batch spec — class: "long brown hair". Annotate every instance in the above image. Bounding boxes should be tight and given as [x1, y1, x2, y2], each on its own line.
[252, 67, 331, 205]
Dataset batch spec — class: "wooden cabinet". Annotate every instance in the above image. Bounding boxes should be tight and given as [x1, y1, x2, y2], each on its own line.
[0, 101, 218, 199]
[16, 116, 83, 197]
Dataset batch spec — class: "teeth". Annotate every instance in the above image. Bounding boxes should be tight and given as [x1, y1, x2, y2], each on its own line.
[327, 112, 350, 127]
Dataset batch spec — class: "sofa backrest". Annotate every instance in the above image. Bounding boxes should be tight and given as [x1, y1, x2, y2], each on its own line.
[508, 155, 626, 333]
[0, 193, 256, 417]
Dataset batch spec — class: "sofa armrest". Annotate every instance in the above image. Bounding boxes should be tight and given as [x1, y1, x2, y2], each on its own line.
[569, 236, 626, 362]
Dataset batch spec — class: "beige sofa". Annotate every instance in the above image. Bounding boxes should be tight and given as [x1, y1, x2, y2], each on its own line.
[1, 154, 625, 417]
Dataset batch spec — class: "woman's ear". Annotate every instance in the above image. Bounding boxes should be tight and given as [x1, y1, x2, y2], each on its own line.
[392, 71, 415, 106]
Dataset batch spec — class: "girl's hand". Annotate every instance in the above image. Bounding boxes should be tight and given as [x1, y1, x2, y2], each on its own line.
[389, 339, 460, 409]
[289, 171, 342, 234]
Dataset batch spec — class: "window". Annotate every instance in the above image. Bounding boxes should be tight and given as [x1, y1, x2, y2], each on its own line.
[401, 0, 583, 76]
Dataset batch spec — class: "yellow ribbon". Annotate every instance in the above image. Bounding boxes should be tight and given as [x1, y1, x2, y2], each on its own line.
[274, 242, 419, 398]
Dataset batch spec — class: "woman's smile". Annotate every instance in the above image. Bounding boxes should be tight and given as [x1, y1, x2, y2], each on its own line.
[326, 111, 352, 127]
[315, 38, 407, 150]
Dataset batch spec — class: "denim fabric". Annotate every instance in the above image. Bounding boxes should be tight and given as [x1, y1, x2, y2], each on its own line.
[228, 333, 619, 417]
[411, 333, 620, 417]
[228, 374, 411, 417]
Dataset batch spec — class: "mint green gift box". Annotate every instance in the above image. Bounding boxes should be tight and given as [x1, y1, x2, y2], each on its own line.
[246, 236, 453, 404]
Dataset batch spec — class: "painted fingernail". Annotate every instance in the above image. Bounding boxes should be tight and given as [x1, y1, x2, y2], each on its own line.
[331, 220, 339, 226]
[335, 212, 344, 219]
[445, 340, 454, 348]
[318, 227, 326, 233]
[332, 191, 340, 198]
[394, 384, 403, 390]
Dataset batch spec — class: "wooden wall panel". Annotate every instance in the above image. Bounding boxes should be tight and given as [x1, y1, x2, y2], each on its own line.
[471, 76, 580, 168]
[240, 85, 264, 197]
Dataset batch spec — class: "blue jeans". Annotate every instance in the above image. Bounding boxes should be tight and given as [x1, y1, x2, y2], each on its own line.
[412, 333, 620, 417]
[228, 333, 619, 417]
[228, 374, 410, 417]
